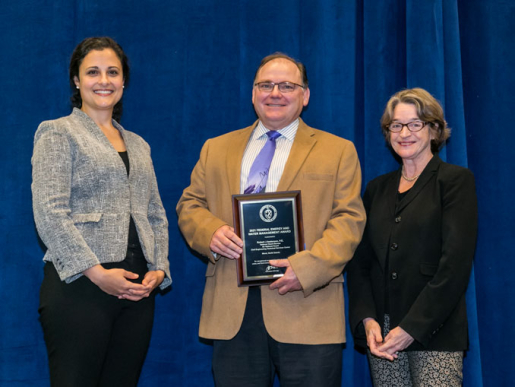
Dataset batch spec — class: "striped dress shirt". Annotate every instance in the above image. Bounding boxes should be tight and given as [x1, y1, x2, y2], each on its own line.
[240, 119, 299, 194]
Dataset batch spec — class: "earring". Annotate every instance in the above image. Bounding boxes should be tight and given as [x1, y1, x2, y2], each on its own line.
[76, 86, 79, 89]
[122, 85, 125, 89]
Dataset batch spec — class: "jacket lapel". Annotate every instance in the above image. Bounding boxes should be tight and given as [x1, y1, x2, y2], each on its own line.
[227, 122, 257, 195]
[277, 119, 317, 192]
[117, 123, 136, 181]
[395, 155, 441, 214]
[385, 171, 400, 218]
[73, 109, 127, 177]
[73, 108, 114, 149]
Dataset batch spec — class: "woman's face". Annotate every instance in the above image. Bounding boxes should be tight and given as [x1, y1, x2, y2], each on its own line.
[389, 102, 434, 164]
[74, 48, 124, 116]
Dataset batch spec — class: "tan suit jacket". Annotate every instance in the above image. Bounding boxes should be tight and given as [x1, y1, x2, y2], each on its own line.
[177, 119, 365, 344]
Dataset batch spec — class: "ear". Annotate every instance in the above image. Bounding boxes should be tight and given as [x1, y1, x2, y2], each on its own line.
[73, 76, 80, 88]
[302, 87, 310, 107]
[252, 86, 256, 105]
[430, 122, 439, 140]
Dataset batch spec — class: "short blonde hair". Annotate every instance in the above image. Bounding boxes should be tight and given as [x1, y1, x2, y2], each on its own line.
[380, 88, 450, 153]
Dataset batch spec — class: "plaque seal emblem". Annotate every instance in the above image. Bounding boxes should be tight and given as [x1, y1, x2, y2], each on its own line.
[259, 204, 277, 222]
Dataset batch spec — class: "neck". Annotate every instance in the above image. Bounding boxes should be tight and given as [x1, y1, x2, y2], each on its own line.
[260, 118, 298, 132]
[81, 107, 114, 130]
[402, 153, 434, 178]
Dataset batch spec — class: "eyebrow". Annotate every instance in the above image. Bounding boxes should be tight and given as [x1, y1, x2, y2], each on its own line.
[85, 66, 121, 69]
[257, 80, 298, 84]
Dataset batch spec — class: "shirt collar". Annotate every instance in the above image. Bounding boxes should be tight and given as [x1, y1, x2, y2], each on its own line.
[254, 119, 299, 142]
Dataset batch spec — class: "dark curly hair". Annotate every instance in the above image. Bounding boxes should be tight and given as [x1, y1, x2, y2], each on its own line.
[69, 37, 130, 122]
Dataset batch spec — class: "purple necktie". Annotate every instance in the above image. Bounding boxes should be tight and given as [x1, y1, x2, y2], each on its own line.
[244, 131, 281, 194]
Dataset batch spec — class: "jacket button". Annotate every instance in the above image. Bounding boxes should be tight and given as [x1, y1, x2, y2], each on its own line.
[395, 216, 402, 223]
[391, 272, 398, 280]
[390, 243, 398, 250]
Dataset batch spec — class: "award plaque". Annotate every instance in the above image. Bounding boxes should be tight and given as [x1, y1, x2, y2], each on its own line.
[232, 191, 305, 286]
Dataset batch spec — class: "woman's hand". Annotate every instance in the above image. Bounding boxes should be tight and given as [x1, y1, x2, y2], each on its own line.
[118, 270, 166, 301]
[376, 326, 414, 359]
[364, 318, 395, 360]
[83, 265, 152, 301]
[141, 270, 165, 293]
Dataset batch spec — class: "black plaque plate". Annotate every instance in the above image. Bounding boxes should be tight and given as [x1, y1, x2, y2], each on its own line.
[232, 191, 304, 286]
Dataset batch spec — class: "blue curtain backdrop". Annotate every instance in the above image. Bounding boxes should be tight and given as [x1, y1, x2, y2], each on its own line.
[0, 0, 513, 386]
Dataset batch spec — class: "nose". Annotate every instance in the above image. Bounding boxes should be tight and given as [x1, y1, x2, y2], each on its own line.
[269, 84, 282, 97]
[399, 124, 411, 137]
[99, 71, 109, 85]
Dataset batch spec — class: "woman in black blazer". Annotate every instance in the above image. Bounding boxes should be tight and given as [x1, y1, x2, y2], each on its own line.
[347, 88, 477, 386]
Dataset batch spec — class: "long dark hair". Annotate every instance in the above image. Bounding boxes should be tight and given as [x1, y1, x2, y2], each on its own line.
[69, 37, 130, 122]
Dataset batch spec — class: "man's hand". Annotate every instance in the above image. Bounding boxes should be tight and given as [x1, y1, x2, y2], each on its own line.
[268, 259, 302, 294]
[209, 225, 243, 259]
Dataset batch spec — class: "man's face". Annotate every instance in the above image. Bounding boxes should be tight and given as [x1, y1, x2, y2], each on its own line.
[252, 59, 310, 130]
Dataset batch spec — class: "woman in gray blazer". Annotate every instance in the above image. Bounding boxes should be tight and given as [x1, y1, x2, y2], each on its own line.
[347, 88, 477, 386]
[32, 37, 171, 387]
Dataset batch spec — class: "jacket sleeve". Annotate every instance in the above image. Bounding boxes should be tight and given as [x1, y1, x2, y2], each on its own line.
[32, 122, 101, 281]
[288, 141, 367, 297]
[146, 150, 172, 289]
[399, 169, 478, 346]
[176, 139, 228, 263]
[346, 185, 379, 347]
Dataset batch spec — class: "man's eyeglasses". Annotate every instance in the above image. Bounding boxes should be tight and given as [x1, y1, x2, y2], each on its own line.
[387, 121, 428, 133]
[254, 82, 305, 93]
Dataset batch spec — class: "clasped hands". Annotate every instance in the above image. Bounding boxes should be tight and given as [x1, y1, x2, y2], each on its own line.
[84, 265, 164, 301]
[210, 225, 302, 294]
[363, 317, 414, 361]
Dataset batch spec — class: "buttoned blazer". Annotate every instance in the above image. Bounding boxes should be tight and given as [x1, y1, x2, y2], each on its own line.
[177, 119, 366, 344]
[32, 109, 171, 288]
[347, 155, 477, 351]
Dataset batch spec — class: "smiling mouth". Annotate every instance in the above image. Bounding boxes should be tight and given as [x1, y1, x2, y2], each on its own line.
[266, 104, 285, 107]
[94, 90, 114, 95]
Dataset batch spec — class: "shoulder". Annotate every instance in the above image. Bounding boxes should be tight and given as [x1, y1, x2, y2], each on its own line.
[196, 124, 255, 155]
[305, 124, 355, 147]
[434, 158, 476, 194]
[436, 158, 474, 180]
[299, 123, 358, 162]
[366, 169, 398, 191]
[361, 169, 398, 205]
[34, 113, 79, 143]
[34, 109, 103, 139]
[209, 124, 254, 144]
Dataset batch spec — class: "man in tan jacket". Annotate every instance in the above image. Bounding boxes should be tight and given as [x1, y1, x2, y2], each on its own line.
[177, 53, 366, 386]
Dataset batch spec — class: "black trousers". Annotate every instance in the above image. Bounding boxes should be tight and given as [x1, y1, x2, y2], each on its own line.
[212, 287, 343, 387]
[39, 247, 155, 387]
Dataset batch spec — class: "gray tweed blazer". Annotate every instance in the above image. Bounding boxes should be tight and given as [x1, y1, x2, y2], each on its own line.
[32, 108, 171, 288]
